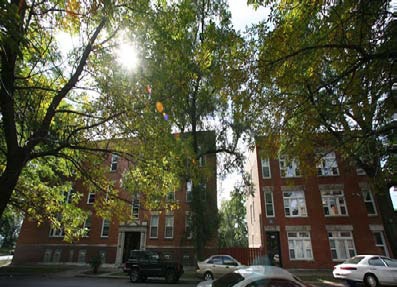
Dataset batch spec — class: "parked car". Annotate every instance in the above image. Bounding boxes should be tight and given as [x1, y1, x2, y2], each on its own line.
[196, 255, 246, 281]
[333, 255, 397, 287]
[123, 250, 184, 283]
[197, 265, 310, 287]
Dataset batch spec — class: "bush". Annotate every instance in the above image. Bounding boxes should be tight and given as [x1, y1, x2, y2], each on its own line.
[89, 255, 103, 274]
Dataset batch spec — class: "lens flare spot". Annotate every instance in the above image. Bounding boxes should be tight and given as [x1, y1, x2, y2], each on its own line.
[156, 102, 164, 113]
[163, 113, 169, 121]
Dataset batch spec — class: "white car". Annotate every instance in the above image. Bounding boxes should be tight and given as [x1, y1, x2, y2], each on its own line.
[197, 265, 309, 287]
[333, 255, 397, 287]
[196, 255, 246, 280]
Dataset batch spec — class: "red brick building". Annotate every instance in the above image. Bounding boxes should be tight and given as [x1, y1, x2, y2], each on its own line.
[13, 132, 217, 266]
[246, 142, 394, 269]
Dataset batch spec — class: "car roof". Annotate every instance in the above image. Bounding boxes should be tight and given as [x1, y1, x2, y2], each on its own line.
[236, 265, 297, 281]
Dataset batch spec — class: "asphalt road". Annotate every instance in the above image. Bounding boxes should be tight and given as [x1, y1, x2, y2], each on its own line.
[0, 276, 198, 287]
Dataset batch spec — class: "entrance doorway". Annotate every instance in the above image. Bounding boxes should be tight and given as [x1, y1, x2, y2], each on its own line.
[266, 231, 282, 267]
[123, 232, 141, 262]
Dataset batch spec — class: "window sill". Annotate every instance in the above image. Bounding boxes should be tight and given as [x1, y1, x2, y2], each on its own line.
[324, 215, 349, 217]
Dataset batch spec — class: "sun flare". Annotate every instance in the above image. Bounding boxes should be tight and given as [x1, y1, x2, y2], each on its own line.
[116, 42, 139, 71]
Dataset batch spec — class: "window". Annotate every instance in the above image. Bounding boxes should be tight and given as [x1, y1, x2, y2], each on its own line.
[83, 216, 91, 237]
[78, 249, 87, 263]
[166, 190, 175, 202]
[261, 158, 271, 178]
[64, 188, 75, 203]
[185, 212, 192, 239]
[356, 167, 366, 175]
[110, 153, 118, 171]
[99, 250, 106, 263]
[283, 191, 307, 217]
[264, 190, 275, 217]
[43, 249, 52, 262]
[369, 257, 386, 267]
[287, 232, 313, 260]
[101, 219, 110, 237]
[373, 231, 389, 257]
[321, 190, 348, 216]
[49, 215, 64, 237]
[362, 189, 377, 215]
[279, 156, 301, 177]
[150, 215, 159, 238]
[186, 180, 192, 202]
[199, 183, 207, 201]
[328, 231, 356, 260]
[164, 215, 174, 239]
[132, 197, 140, 218]
[49, 227, 64, 237]
[199, 155, 206, 167]
[52, 249, 61, 262]
[87, 192, 95, 204]
[317, 152, 339, 176]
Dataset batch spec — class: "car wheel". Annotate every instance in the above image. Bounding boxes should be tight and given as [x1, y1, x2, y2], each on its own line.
[165, 269, 177, 283]
[204, 271, 214, 281]
[364, 274, 378, 287]
[129, 269, 140, 283]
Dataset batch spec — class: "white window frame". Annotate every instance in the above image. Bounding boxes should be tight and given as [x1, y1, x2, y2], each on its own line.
[164, 214, 174, 239]
[283, 190, 307, 217]
[287, 231, 313, 260]
[186, 180, 192, 202]
[49, 227, 64, 238]
[317, 152, 339, 176]
[132, 197, 140, 219]
[264, 190, 275, 217]
[87, 192, 95, 204]
[101, 219, 110, 238]
[261, 158, 271, 179]
[279, 156, 301, 178]
[372, 231, 389, 257]
[321, 190, 348, 216]
[83, 216, 91, 237]
[362, 189, 377, 216]
[185, 212, 192, 239]
[110, 153, 118, 171]
[150, 215, 159, 239]
[328, 231, 356, 261]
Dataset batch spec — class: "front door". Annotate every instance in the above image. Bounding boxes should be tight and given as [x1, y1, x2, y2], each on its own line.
[266, 231, 282, 267]
[123, 232, 141, 263]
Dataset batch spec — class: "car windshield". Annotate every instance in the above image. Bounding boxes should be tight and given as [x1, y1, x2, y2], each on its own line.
[213, 273, 245, 287]
[344, 256, 365, 264]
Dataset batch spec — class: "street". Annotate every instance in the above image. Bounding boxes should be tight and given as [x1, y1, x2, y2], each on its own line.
[0, 276, 197, 287]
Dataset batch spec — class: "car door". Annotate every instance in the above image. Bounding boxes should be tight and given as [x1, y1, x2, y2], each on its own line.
[368, 257, 392, 284]
[222, 255, 240, 273]
[208, 256, 224, 277]
[381, 257, 397, 283]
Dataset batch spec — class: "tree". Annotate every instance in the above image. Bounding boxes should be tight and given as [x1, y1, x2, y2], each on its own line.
[0, 206, 22, 249]
[0, 0, 178, 240]
[117, 0, 251, 258]
[218, 187, 248, 248]
[247, 0, 397, 256]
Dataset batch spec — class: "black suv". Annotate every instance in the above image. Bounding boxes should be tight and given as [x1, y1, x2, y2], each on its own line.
[123, 250, 184, 283]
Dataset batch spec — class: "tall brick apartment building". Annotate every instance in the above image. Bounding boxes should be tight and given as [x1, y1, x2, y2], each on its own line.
[246, 141, 394, 269]
[13, 132, 217, 266]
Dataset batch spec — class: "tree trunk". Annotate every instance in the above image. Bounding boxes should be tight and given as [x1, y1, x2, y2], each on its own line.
[0, 157, 25, 218]
[375, 191, 397, 257]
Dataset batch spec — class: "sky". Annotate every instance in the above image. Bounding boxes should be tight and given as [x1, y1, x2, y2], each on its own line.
[217, 1, 269, 206]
